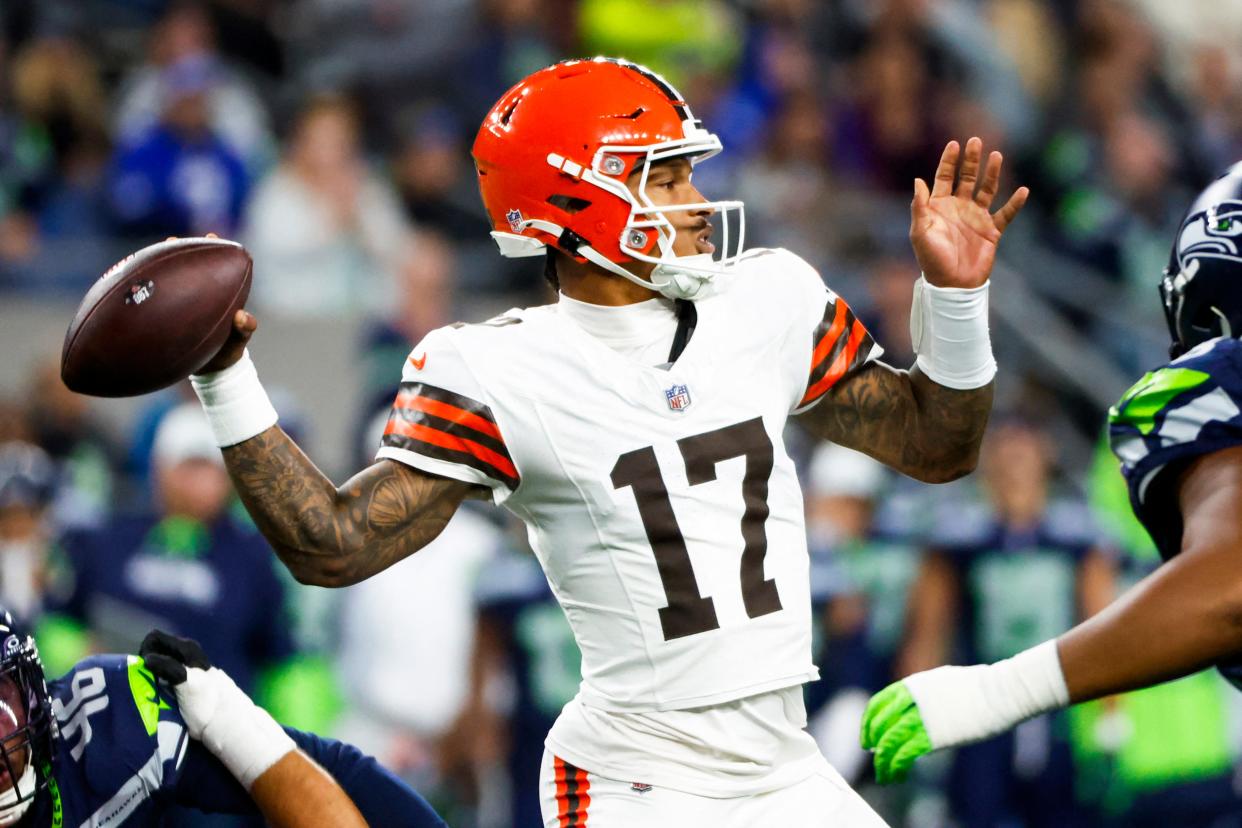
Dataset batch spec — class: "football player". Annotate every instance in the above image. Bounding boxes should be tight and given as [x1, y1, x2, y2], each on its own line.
[0, 613, 446, 827]
[186, 58, 1026, 825]
[860, 162, 1242, 785]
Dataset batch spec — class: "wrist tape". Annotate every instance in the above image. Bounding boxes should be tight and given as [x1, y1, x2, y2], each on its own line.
[910, 276, 996, 389]
[903, 640, 1070, 750]
[177, 667, 295, 789]
[190, 350, 278, 448]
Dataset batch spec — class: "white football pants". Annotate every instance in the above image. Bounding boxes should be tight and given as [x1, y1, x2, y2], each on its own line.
[539, 750, 890, 827]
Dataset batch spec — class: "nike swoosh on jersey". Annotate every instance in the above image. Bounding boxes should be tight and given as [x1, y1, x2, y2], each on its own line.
[409, 354, 427, 370]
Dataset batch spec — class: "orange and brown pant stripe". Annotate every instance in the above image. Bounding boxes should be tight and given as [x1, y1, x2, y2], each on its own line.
[553, 756, 592, 827]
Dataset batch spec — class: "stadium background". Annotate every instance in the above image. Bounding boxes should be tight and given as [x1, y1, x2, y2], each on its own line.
[2, 0, 1242, 825]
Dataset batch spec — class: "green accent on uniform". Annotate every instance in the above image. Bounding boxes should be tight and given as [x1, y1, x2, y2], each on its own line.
[1218, 218, 1234, 232]
[1110, 367, 1212, 435]
[127, 656, 170, 737]
[861, 682, 932, 785]
[255, 655, 344, 733]
[43, 763, 62, 828]
[33, 614, 92, 680]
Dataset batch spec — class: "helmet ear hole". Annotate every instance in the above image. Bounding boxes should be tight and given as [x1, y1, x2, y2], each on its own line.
[547, 195, 591, 214]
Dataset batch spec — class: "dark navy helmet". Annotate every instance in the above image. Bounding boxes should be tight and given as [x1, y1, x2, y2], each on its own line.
[0, 608, 55, 820]
[1162, 162, 1242, 357]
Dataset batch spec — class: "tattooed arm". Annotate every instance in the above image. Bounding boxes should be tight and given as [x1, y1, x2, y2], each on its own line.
[222, 426, 484, 587]
[797, 362, 993, 483]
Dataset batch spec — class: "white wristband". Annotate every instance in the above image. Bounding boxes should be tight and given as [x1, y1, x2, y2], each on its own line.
[176, 667, 296, 789]
[903, 640, 1070, 750]
[190, 350, 278, 448]
[909, 276, 996, 389]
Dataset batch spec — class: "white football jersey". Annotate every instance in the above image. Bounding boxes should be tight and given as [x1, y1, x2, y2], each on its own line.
[376, 248, 880, 715]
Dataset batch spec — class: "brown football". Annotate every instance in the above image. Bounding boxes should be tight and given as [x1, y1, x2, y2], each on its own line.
[61, 237, 253, 397]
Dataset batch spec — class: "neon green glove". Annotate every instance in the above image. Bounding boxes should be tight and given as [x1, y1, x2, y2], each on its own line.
[859, 681, 933, 784]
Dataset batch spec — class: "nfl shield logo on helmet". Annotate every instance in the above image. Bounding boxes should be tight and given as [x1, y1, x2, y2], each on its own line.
[665, 384, 691, 411]
[505, 208, 524, 233]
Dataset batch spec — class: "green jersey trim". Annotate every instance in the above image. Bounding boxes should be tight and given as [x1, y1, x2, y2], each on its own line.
[1109, 367, 1211, 435]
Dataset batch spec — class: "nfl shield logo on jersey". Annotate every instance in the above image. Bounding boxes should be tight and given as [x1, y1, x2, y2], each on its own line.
[665, 384, 692, 411]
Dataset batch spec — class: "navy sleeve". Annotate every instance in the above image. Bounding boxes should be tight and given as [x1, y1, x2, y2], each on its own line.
[168, 740, 256, 814]
[169, 728, 448, 827]
[289, 727, 448, 828]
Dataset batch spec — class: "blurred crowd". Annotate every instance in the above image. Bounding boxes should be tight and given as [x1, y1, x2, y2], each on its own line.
[3, 0, 1242, 826]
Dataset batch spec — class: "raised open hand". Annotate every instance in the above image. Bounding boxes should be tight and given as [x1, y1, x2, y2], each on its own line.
[910, 137, 1028, 289]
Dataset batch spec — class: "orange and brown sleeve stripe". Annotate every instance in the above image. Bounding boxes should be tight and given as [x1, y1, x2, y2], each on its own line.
[799, 297, 876, 409]
[553, 756, 591, 827]
[381, 382, 519, 490]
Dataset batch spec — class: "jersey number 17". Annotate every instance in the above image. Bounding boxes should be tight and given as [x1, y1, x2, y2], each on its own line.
[611, 417, 783, 641]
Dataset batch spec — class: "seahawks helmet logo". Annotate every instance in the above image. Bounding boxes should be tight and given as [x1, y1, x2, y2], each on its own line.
[1175, 200, 1242, 271]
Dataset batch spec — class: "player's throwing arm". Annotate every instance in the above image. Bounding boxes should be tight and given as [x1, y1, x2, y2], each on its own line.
[186, 312, 483, 586]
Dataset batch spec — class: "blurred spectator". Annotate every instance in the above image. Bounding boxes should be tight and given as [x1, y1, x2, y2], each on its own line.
[296, 0, 478, 129]
[457, 0, 563, 124]
[243, 96, 418, 318]
[832, 27, 948, 193]
[0, 442, 59, 621]
[452, 533, 580, 828]
[858, 255, 917, 368]
[24, 358, 115, 532]
[55, 403, 294, 694]
[393, 107, 484, 243]
[0, 440, 85, 678]
[0, 29, 117, 293]
[332, 406, 503, 820]
[108, 54, 251, 239]
[354, 228, 455, 449]
[900, 419, 1116, 828]
[0, 398, 31, 444]
[801, 445, 923, 823]
[113, 1, 274, 174]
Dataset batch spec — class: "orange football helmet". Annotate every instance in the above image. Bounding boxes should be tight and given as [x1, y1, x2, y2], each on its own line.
[472, 57, 744, 299]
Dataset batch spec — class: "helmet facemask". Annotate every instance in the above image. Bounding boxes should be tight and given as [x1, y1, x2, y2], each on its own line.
[0, 645, 52, 826]
[579, 134, 746, 300]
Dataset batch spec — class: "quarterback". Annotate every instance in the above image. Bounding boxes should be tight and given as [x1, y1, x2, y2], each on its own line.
[187, 58, 1025, 825]
[861, 163, 1242, 785]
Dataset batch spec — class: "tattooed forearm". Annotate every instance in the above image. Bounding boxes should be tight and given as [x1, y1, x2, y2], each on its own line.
[798, 362, 993, 483]
[221, 426, 480, 586]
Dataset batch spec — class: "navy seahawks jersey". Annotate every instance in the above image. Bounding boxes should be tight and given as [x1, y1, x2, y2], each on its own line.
[20, 655, 446, 828]
[21, 654, 189, 827]
[928, 498, 1106, 664]
[1110, 336, 1242, 562]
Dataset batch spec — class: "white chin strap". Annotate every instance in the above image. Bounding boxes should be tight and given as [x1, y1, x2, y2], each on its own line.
[578, 246, 720, 301]
[0, 763, 36, 826]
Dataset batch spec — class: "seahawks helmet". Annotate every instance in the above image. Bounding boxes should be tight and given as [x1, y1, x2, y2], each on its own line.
[0, 609, 54, 824]
[1162, 161, 1242, 357]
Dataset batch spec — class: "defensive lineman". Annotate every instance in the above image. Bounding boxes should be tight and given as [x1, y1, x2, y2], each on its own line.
[861, 163, 1242, 785]
[188, 58, 1026, 824]
[0, 612, 446, 826]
